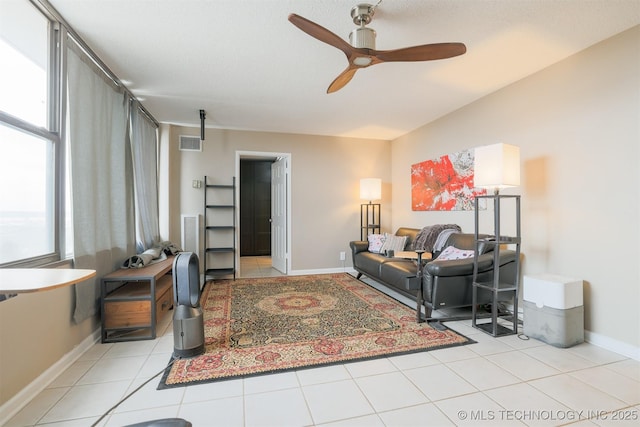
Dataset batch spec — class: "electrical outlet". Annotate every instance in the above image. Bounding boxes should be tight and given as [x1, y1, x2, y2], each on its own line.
[339, 251, 346, 261]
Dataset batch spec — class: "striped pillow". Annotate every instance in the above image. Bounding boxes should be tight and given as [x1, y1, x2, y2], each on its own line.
[380, 233, 408, 253]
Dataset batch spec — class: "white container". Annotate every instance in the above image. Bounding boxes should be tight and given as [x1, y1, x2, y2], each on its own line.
[523, 274, 584, 348]
[523, 273, 583, 309]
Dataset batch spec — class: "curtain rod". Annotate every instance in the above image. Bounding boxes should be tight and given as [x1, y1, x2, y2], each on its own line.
[134, 100, 159, 130]
[32, 0, 160, 128]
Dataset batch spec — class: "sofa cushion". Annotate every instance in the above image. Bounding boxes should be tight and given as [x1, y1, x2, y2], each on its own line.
[367, 234, 386, 253]
[380, 233, 408, 253]
[353, 251, 393, 277]
[380, 260, 419, 291]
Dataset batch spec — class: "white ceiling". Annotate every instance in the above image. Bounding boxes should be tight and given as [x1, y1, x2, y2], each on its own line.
[48, 0, 639, 140]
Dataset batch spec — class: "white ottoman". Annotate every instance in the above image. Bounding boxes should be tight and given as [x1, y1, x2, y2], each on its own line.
[523, 274, 584, 348]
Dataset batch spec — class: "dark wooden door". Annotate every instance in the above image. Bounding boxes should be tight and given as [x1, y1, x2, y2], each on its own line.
[240, 160, 272, 256]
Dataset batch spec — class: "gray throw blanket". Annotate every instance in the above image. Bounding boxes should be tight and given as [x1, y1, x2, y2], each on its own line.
[121, 241, 182, 268]
[412, 224, 462, 252]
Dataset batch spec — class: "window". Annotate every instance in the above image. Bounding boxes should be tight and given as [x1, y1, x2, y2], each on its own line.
[0, 1, 62, 267]
[0, 0, 49, 128]
[0, 124, 55, 264]
[1, 1, 159, 269]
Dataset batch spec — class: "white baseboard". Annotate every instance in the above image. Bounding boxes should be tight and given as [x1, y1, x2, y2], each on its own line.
[584, 330, 640, 361]
[289, 267, 357, 276]
[0, 328, 101, 426]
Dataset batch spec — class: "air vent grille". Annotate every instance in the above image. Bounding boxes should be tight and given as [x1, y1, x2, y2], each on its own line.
[179, 135, 202, 152]
[181, 214, 199, 254]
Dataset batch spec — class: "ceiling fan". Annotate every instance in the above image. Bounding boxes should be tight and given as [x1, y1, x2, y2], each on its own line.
[288, 2, 466, 93]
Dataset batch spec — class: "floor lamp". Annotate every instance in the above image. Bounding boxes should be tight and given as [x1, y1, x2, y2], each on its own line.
[472, 143, 522, 336]
[360, 178, 381, 241]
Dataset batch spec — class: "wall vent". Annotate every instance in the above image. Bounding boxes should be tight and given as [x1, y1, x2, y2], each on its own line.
[181, 214, 200, 256]
[179, 135, 202, 152]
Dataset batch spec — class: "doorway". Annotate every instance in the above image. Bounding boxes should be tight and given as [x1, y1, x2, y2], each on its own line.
[240, 159, 272, 256]
[236, 151, 291, 277]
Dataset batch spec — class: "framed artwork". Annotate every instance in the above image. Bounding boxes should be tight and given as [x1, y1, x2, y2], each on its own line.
[411, 149, 486, 211]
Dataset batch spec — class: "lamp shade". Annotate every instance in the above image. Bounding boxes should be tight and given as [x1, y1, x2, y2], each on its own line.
[360, 178, 382, 201]
[474, 143, 520, 191]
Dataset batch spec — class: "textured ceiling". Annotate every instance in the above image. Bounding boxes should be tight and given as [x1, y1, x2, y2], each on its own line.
[48, 0, 639, 140]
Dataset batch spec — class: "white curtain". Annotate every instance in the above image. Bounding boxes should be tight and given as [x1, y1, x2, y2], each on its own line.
[130, 101, 160, 251]
[67, 44, 136, 323]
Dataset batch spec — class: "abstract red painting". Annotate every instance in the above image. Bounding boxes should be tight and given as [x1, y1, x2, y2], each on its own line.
[411, 150, 486, 211]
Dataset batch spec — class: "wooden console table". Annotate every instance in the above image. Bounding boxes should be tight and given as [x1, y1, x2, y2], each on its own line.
[101, 256, 174, 343]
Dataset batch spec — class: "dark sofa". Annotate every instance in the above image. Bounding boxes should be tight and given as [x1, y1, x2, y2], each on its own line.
[350, 227, 422, 299]
[350, 228, 518, 320]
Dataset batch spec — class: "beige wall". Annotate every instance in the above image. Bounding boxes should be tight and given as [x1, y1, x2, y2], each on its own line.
[0, 267, 97, 405]
[391, 26, 640, 350]
[158, 126, 392, 272]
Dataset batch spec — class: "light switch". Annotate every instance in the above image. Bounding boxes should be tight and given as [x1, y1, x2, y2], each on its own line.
[192, 180, 202, 189]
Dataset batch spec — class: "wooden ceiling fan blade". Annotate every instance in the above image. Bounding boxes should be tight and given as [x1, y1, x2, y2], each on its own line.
[288, 13, 354, 57]
[327, 67, 358, 93]
[374, 42, 467, 62]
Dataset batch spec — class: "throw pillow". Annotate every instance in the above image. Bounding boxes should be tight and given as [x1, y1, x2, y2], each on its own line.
[436, 245, 475, 260]
[380, 233, 408, 253]
[367, 234, 386, 253]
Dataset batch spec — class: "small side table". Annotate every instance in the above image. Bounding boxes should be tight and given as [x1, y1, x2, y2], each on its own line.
[393, 251, 418, 260]
[414, 250, 427, 323]
[394, 250, 433, 323]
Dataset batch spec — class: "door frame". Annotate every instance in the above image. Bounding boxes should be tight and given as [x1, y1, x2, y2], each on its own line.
[235, 150, 291, 275]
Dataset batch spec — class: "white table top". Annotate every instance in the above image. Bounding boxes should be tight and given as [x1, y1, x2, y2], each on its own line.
[0, 268, 96, 294]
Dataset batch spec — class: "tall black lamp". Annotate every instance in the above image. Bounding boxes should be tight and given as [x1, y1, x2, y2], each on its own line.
[360, 178, 381, 241]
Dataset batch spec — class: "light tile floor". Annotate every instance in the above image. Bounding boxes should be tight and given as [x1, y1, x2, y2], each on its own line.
[238, 256, 284, 278]
[6, 272, 640, 427]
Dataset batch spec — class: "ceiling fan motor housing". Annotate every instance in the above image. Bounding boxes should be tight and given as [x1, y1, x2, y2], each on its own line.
[349, 3, 376, 49]
[349, 27, 376, 49]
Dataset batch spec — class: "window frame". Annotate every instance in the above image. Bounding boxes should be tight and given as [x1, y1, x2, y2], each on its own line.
[0, 3, 66, 268]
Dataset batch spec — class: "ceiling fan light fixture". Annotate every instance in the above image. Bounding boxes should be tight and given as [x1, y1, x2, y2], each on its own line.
[353, 56, 373, 66]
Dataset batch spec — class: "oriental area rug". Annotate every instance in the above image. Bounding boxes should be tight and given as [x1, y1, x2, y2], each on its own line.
[159, 273, 472, 389]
